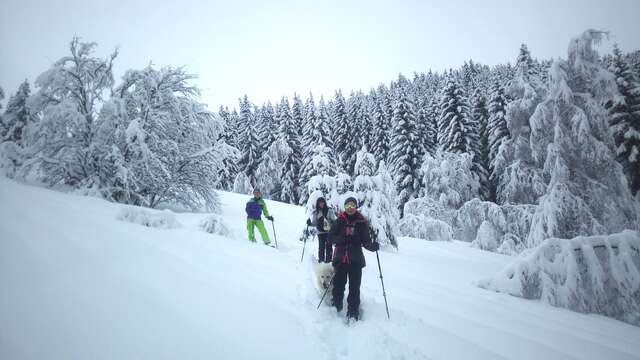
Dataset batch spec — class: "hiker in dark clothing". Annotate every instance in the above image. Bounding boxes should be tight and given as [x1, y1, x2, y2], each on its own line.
[306, 196, 337, 263]
[330, 197, 379, 320]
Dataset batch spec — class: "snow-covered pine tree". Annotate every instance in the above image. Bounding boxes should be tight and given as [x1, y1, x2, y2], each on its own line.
[0, 80, 33, 177]
[493, 44, 547, 205]
[339, 91, 363, 175]
[238, 95, 260, 187]
[425, 96, 439, 153]
[304, 100, 339, 213]
[24, 38, 117, 187]
[437, 77, 474, 154]
[277, 96, 302, 204]
[298, 93, 319, 204]
[291, 93, 305, 142]
[471, 89, 491, 200]
[331, 90, 350, 173]
[2, 80, 31, 144]
[371, 86, 391, 163]
[486, 79, 510, 200]
[255, 137, 289, 199]
[353, 146, 399, 248]
[0, 87, 4, 136]
[513, 44, 540, 85]
[219, 106, 233, 147]
[608, 44, 640, 195]
[302, 93, 317, 154]
[359, 91, 374, 148]
[527, 30, 639, 247]
[260, 101, 277, 148]
[415, 96, 430, 157]
[217, 106, 240, 190]
[388, 87, 423, 216]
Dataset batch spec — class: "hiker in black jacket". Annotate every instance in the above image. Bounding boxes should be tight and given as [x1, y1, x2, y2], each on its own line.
[330, 197, 379, 320]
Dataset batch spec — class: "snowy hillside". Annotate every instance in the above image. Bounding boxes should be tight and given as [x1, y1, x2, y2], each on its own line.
[1, 178, 640, 360]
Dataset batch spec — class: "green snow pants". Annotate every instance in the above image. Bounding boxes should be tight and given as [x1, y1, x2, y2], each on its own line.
[247, 218, 270, 244]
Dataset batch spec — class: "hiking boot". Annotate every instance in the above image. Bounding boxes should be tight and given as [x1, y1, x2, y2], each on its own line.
[346, 309, 359, 321]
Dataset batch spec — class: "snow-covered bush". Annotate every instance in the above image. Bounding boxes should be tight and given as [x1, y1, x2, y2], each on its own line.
[453, 200, 536, 253]
[399, 214, 453, 242]
[500, 204, 536, 246]
[200, 214, 231, 236]
[478, 230, 640, 326]
[471, 221, 500, 251]
[421, 151, 479, 209]
[117, 207, 181, 229]
[233, 172, 252, 195]
[453, 198, 506, 242]
[497, 233, 526, 255]
[403, 196, 456, 224]
[335, 172, 353, 196]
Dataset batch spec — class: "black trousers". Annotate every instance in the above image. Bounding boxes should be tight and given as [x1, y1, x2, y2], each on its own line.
[318, 233, 332, 263]
[332, 262, 362, 315]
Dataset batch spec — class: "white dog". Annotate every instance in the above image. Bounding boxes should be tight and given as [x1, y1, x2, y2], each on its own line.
[313, 261, 335, 296]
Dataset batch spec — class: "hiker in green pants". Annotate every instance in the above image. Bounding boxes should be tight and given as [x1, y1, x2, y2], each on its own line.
[245, 189, 274, 245]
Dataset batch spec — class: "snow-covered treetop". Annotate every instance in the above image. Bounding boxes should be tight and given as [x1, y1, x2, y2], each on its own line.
[354, 146, 377, 177]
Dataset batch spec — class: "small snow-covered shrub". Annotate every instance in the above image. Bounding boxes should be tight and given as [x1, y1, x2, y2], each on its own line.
[478, 230, 640, 326]
[200, 214, 230, 236]
[399, 214, 453, 242]
[117, 207, 181, 229]
[453, 198, 505, 242]
[501, 204, 536, 245]
[497, 233, 526, 255]
[403, 197, 456, 225]
[471, 221, 500, 251]
[233, 172, 252, 195]
[452, 200, 536, 254]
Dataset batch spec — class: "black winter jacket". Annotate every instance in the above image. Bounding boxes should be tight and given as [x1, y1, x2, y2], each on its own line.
[330, 211, 379, 268]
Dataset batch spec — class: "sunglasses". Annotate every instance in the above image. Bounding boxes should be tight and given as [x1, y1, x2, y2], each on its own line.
[344, 202, 357, 210]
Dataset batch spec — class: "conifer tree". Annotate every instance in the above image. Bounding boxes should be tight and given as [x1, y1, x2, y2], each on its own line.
[278, 97, 302, 204]
[609, 44, 640, 195]
[1, 80, 31, 144]
[437, 78, 474, 154]
[388, 88, 423, 216]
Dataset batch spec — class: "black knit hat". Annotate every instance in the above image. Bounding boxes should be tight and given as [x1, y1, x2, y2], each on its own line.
[344, 197, 358, 208]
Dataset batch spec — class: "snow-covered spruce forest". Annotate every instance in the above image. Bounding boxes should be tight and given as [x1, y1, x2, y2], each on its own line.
[1, 30, 640, 325]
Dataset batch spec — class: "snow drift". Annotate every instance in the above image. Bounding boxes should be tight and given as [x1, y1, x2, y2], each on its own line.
[478, 230, 640, 326]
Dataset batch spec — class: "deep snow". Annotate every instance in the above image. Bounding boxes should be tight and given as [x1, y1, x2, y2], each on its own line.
[1, 178, 639, 360]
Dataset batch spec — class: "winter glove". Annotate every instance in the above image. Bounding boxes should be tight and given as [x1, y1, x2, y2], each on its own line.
[306, 218, 312, 226]
[267, 216, 274, 221]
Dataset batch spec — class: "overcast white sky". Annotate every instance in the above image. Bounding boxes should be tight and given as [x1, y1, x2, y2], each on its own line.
[1, 0, 639, 111]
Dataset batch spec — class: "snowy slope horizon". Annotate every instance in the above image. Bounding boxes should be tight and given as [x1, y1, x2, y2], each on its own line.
[2, 178, 640, 360]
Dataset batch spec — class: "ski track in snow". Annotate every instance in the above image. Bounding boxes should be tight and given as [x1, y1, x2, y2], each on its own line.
[1, 178, 640, 360]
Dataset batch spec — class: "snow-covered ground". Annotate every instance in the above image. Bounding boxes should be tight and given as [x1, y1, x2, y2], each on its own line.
[1, 178, 639, 360]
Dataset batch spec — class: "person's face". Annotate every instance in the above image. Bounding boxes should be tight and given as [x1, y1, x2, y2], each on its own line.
[318, 200, 325, 208]
[253, 191, 261, 198]
[344, 202, 357, 215]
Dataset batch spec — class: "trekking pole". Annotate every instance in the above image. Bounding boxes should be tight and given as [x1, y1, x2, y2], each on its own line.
[375, 250, 390, 319]
[301, 225, 309, 263]
[317, 274, 335, 309]
[270, 220, 278, 249]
